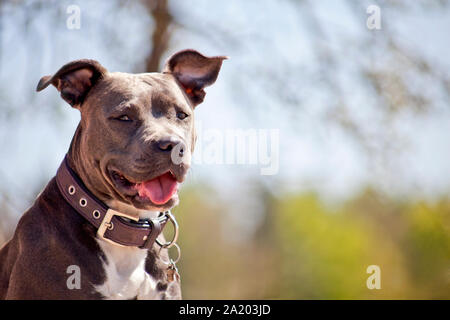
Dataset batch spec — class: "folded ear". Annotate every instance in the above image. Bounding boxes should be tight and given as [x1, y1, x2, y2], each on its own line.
[36, 59, 107, 108]
[163, 49, 227, 107]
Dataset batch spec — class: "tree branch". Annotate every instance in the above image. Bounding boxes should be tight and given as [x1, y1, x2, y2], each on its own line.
[142, 0, 173, 72]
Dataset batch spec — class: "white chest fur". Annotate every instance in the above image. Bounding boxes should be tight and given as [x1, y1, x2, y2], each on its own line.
[95, 201, 164, 299]
[95, 239, 159, 300]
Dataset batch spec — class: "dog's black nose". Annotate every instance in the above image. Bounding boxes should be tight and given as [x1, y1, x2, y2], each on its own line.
[156, 138, 181, 152]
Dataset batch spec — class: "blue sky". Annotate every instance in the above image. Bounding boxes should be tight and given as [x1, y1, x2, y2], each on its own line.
[0, 0, 449, 222]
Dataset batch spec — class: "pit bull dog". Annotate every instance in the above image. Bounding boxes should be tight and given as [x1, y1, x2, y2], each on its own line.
[0, 49, 226, 299]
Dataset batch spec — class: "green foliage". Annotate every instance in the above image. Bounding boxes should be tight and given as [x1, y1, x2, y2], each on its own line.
[403, 200, 450, 298]
[174, 187, 450, 299]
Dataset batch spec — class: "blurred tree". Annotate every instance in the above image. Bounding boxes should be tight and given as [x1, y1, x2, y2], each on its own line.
[142, 0, 172, 72]
[171, 188, 450, 299]
[0, 0, 448, 183]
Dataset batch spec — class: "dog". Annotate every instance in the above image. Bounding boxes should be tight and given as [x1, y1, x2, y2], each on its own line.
[0, 49, 226, 299]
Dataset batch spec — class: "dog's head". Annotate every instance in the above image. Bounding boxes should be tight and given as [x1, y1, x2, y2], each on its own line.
[37, 50, 226, 212]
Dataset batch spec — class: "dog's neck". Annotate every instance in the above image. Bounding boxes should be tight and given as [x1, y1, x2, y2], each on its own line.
[104, 199, 160, 220]
[66, 124, 157, 220]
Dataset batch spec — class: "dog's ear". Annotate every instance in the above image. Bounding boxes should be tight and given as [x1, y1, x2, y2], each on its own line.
[36, 59, 107, 108]
[163, 49, 227, 107]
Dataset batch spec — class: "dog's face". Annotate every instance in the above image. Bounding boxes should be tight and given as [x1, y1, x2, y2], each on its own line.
[37, 50, 226, 211]
[82, 72, 195, 211]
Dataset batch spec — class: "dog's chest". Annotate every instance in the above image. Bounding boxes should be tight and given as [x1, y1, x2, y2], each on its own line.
[95, 240, 158, 300]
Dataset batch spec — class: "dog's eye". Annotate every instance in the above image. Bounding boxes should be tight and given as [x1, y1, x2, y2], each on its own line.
[116, 115, 132, 122]
[176, 111, 189, 120]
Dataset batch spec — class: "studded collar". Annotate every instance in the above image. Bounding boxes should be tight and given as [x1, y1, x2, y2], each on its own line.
[55, 156, 172, 249]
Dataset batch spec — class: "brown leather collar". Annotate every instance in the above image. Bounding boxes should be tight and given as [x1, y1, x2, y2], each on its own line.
[55, 156, 168, 249]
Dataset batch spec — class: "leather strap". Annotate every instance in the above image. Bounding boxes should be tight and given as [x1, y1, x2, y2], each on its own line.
[55, 156, 167, 249]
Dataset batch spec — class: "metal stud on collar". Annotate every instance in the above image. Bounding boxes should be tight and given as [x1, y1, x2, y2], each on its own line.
[79, 198, 87, 207]
[68, 185, 76, 195]
[92, 210, 101, 219]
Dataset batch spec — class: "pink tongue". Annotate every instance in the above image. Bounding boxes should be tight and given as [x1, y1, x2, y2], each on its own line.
[135, 172, 178, 205]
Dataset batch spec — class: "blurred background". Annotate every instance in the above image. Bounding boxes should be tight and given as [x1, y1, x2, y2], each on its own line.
[0, 0, 449, 299]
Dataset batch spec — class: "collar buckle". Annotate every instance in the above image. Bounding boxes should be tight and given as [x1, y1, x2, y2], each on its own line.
[97, 208, 140, 246]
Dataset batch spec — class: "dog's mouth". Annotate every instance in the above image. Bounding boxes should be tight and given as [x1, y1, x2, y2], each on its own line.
[110, 170, 179, 206]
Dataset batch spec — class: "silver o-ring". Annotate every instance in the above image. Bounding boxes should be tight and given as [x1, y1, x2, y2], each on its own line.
[79, 198, 87, 207]
[68, 185, 76, 195]
[155, 211, 179, 249]
[92, 210, 101, 219]
[159, 242, 181, 265]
